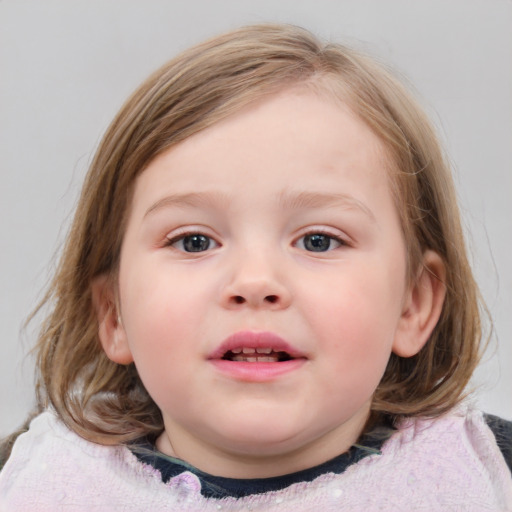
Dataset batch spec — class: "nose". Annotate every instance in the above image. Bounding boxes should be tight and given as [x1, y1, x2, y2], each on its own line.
[220, 252, 292, 310]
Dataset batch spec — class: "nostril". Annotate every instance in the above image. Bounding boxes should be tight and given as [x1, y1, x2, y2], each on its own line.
[228, 294, 281, 306]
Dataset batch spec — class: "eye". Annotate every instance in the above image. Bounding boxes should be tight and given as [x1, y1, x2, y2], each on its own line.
[167, 233, 219, 253]
[296, 233, 343, 252]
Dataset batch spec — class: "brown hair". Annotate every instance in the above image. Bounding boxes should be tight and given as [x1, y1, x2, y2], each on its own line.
[31, 24, 484, 445]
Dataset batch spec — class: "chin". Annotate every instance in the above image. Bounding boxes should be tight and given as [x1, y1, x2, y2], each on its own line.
[208, 418, 314, 457]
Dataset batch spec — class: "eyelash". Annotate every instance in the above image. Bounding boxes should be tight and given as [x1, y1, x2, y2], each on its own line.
[294, 230, 347, 253]
[164, 229, 348, 254]
[165, 231, 220, 253]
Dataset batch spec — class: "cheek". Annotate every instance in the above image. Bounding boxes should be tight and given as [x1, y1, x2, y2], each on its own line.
[311, 295, 397, 411]
[118, 267, 205, 365]
[118, 278, 205, 413]
[122, 258, 209, 320]
[304, 265, 405, 375]
[313, 268, 403, 332]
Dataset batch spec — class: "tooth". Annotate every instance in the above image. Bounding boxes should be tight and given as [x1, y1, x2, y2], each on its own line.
[231, 348, 242, 354]
[230, 354, 281, 363]
[255, 347, 272, 354]
[242, 347, 256, 354]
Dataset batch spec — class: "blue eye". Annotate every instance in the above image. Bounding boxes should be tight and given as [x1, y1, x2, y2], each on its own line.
[169, 234, 217, 252]
[299, 233, 342, 252]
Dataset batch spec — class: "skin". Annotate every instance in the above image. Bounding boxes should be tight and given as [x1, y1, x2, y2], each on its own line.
[94, 88, 445, 479]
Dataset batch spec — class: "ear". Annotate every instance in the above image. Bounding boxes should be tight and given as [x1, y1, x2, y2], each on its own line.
[91, 275, 134, 365]
[392, 250, 447, 358]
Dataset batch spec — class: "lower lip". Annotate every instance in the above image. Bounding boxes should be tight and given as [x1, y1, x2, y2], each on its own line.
[210, 359, 306, 382]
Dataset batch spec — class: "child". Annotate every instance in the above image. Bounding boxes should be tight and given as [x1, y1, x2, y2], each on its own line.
[0, 24, 510, 511]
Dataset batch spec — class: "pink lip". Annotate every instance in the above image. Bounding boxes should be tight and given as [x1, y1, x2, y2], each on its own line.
[208, 331, 305, 360]
[208, 331, 307, 382]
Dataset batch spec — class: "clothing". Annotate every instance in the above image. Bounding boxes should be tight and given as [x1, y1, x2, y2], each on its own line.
[131, 422, 394, 499]
[0, 409, 511, 511]
[132, 414, 512, 500]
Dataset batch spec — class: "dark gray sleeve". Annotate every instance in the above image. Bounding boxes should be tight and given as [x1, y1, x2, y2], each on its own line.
[484, 413, 512, 476]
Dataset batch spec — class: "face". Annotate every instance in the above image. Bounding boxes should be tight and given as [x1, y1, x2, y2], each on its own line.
[106, 89, 415, 477]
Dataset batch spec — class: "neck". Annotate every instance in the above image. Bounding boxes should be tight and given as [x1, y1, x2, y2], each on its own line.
[155, 410, 369, 479]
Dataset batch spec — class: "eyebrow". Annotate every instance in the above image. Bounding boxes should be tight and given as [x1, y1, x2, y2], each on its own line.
[278, 191, 376, 222]
[144, 192, 230, 218]
[144, 190, 375, 222]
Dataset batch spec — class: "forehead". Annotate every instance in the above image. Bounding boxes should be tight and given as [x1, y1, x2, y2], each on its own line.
[131, 88, 392, 208]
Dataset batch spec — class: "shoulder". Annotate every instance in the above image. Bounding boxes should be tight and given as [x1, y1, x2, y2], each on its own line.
[394, 407, 512, 472]
[0, 411, 116, 469]
[352, 408, 512, 508]
[411, 409, 512, 480]
[0, 411, 179, 511]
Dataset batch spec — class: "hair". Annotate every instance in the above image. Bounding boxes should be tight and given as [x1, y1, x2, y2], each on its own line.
[27, 24, 484, 446]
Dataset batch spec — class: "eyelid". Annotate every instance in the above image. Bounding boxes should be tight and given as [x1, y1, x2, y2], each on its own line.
[164, 226, 221, 251]
[293, 226, 351, 247]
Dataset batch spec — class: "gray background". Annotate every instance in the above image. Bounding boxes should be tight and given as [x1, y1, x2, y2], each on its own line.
[1, 0, 511, 435]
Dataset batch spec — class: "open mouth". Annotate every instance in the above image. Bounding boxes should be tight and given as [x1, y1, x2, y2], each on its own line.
[222, 347, 294, 363]
[210, 331, 305, 380]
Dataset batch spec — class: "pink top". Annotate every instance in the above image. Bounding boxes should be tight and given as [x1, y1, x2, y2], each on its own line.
[0, 407, 511, 511]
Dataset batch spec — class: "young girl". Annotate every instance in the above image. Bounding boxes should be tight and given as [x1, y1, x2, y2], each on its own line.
[0, 24, 510, 511]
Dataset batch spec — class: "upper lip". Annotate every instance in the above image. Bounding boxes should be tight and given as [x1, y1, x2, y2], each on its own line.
[208, 331, 307, 360]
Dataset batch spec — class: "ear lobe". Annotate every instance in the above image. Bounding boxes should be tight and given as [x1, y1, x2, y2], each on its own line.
[91, 275, 134, 365]
[392, 250, 447, 358]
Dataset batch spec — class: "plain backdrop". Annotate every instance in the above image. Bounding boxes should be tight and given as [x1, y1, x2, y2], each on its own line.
[1, 0, 511, 436]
